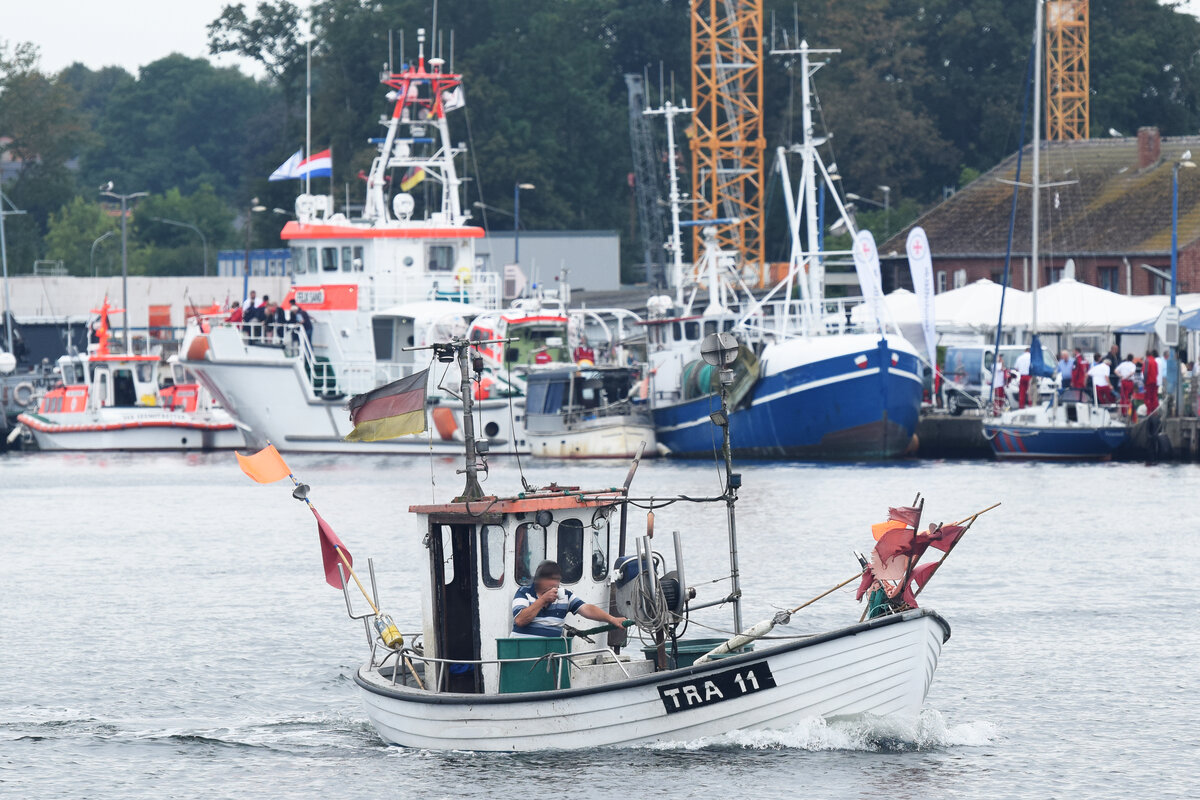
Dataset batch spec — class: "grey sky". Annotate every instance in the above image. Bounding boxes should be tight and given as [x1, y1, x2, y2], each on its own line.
[4, 0, 313, 77]
[5, 0, 1200, 78]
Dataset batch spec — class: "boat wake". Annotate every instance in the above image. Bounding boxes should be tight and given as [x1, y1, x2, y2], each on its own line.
[646, 708, 998, 752]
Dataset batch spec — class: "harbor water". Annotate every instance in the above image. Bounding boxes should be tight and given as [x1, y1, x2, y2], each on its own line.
[1, 452, 1196, 799]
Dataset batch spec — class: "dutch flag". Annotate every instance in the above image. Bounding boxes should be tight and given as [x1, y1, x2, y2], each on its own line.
[269, 148, 333, 181]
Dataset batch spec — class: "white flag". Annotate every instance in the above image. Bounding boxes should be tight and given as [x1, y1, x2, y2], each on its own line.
[441, 85, 465, 112]
[852, 229, 885, 335]
[905, 226, 937, 368]
[269, 149, 303, 181]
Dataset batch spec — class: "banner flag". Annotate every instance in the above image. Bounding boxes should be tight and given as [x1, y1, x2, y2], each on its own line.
[906, 226, 938, 368]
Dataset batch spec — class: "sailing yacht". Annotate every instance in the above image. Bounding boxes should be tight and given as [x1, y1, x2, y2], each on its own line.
[983, 0, 1131, 459]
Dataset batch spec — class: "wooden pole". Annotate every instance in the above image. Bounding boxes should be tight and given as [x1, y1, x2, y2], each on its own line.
[912, 502, 1000, 599]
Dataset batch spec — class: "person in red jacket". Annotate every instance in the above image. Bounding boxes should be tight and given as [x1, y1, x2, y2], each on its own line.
[1143, 349, 1160, 415]
[1070, 348, 1088, 390]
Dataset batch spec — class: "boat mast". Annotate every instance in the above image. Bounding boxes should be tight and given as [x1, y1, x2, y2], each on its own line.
[700, 332, 743, 634]
[1031, 0, 1043, 336]
[643, 101, 692, 308]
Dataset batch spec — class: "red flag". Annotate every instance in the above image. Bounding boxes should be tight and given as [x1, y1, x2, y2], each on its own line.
[888, 506, 921, 527]
[311, 508, 353, 589]
[926, 524, 965, 553]
[910, 561, 940, 591]
[855, 568, 875, 601]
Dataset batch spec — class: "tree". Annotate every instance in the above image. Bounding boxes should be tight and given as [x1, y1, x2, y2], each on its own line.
[133, 185, 237, 275]
[43, 196, 120, 276]
[0, 42, 91, 269]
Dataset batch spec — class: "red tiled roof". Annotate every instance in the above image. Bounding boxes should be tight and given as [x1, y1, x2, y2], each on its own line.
[881, 135, 1200, 259]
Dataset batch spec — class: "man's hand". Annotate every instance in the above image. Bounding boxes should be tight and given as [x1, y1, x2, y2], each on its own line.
[537, 586, 558, 606]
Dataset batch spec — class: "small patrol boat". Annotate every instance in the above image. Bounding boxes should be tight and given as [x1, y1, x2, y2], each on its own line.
[523, 365, 656, 459]
[341, 334, 979, 750]
[16, 299, 242, 451]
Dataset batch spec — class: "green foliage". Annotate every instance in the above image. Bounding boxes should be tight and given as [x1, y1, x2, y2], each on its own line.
[78, 54, 282, 200]
[133, 185, 237, 276]
[43, 196, 121, 276]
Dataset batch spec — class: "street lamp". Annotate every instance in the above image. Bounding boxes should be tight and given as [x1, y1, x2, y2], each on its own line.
[471, 200, 514, 218]
[514, 182, 535, 267]
[243, 197, 267, 304]
[100, 185, 149, 351]
[1170, 151, 1196, 412]
[1, 189, 28, 355]
[90, 230, 117, 278]
[846, 186, 891, 238]
[151, 217, 208, 276]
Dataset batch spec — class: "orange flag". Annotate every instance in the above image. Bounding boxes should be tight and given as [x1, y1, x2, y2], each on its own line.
[236, 445, 292, 484]
[870, 519, 909, 541]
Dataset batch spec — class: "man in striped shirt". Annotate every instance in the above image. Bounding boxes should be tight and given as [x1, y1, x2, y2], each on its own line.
[512, 560, 626, 637]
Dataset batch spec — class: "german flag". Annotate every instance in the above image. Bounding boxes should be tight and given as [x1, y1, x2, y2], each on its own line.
[345, 369, 429, 442]
[400, 166, 426, 191]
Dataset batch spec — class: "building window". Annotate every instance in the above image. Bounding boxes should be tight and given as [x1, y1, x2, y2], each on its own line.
[953, 269, 967, 289]
[936, 271, 947, 293]
[1098, 266, 1118, 292]
[1046, 266, 1063, 284]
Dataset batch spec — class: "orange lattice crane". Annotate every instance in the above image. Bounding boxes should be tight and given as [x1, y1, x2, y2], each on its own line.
[1045, 0, 1089, 141]
[690, 0, 766, 286]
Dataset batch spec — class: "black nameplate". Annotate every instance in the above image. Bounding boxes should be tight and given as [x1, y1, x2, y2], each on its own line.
[657, 660, 776, 714]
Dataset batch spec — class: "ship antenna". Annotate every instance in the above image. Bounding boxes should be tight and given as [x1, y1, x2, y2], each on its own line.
[414, 336, 515, 502]
[700, 332, 743, 634]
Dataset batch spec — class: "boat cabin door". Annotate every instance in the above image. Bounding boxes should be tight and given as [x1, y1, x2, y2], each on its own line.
[428, 522, 483, 693]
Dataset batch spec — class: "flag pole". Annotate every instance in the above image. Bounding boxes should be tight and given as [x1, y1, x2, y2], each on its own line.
[305, 40, 312, 198]
[912, 502, 1000, 599]
[277, 454, 425, 690]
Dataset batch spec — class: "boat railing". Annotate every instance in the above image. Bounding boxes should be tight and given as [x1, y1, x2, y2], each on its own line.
[371, 644, 632, 693]
[561, 398, 643, 425]
[367, 271, 501, 311]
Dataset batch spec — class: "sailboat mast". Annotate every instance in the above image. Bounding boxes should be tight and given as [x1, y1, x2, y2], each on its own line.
[1031, 0, 1043, 335]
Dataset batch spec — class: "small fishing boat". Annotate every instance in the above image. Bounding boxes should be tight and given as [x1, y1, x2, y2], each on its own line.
[16, 300, 242, 451]
[238, 332, 990, 751]
[523, 365, 655, 458]
[984, 387, 1129, 459]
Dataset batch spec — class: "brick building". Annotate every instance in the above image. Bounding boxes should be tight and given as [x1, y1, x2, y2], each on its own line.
[880, 127, 1200, 297]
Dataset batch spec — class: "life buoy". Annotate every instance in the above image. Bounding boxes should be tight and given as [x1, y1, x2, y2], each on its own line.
[474, 376, 494, 400]
[454, 264, 473, 285]
[13, 381, 34, 407]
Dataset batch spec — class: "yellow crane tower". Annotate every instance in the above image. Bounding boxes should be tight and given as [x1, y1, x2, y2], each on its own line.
[690, 0, 766, 285]
[1045, 0, 1089, 141]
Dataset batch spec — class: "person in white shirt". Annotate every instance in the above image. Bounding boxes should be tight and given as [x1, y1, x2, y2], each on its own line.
[991, 354, 1007, 412]
[1088, 353, 1113, 404]
[1155, 354, 1166, 389]
[1114, 354, 1136, 415]
[1014, 347, 1032, 408]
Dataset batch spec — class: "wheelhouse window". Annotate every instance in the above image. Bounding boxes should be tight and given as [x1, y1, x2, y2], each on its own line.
[481, 525, 505, 588]
[341, 246, 353, 272]
[322, 247, 338, 271]
[353, 246, 365, 271]
[307, 248, 318, 274]
[428, 245, 454, 272]
[514, 523, 546, 586]
[291, 247, 307, 274]
[684, 321, 700, 340]
[557, 519, 584, 584]
[592, 516, 610, 581]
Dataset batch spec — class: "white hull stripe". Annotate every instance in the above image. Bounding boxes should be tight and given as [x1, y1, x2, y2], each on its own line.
[656, 366, 922, 434]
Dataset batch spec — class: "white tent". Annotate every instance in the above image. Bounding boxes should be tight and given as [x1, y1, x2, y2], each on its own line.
[934, 279, 1031, 332]
[1030, 278, 1162, 333]
[849, 287, 921, 326]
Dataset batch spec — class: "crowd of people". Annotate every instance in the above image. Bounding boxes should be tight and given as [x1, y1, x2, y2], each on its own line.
[225, 290, 314, 344]
[1008, 344, 1191, 418]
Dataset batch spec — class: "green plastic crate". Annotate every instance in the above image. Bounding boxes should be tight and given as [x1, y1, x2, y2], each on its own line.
[497, 637, 572, 693]
[642, 637, 754, 668]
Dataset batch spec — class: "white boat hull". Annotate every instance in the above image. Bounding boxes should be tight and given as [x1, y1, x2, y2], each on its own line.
[528, 421, 656, 459]
[355, 609, 948, 751]
[184, 355, 526, 455]
[16, 411, 244, 451]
